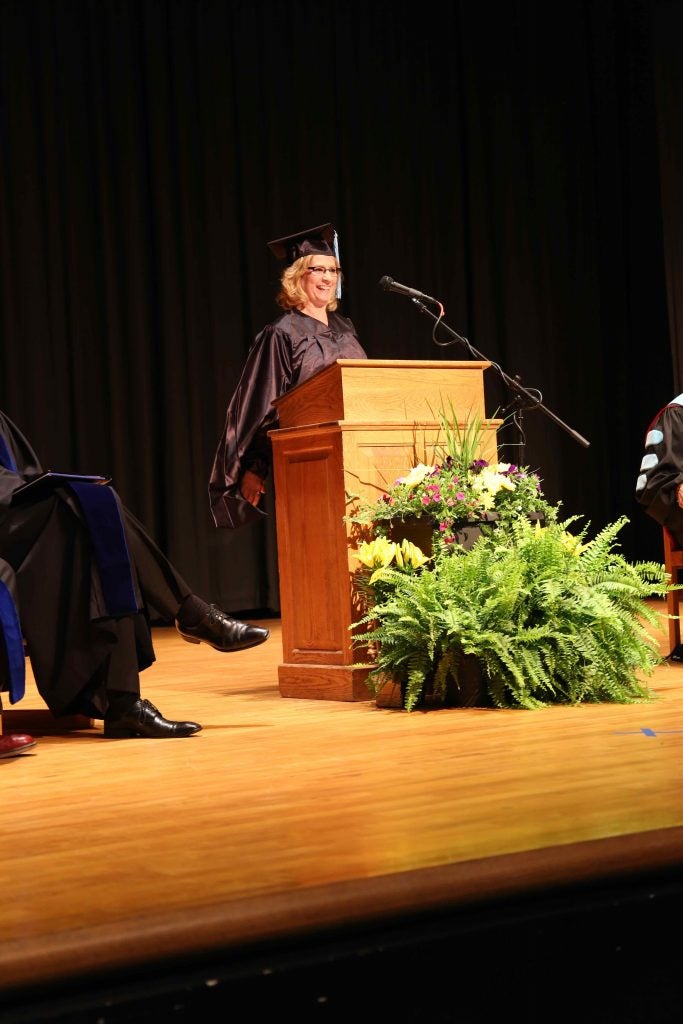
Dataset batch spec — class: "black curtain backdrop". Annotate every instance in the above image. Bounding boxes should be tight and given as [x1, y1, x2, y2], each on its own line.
[0, 0, 681, 614]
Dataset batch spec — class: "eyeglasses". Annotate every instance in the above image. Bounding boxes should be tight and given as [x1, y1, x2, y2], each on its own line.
[307, 266, 341, 277]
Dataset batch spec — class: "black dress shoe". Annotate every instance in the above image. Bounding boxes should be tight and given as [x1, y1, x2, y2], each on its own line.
[176, 604, 270, 653]
[104, 698, 202, 739]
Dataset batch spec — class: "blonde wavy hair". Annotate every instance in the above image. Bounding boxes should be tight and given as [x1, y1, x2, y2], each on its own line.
[276, 254, 341, 312]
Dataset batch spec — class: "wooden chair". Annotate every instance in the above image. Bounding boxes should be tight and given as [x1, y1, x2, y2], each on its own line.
[663, 527, 683, 655]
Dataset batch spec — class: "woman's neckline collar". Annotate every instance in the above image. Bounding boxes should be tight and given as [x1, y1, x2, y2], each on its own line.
[295, 308, 330, 327]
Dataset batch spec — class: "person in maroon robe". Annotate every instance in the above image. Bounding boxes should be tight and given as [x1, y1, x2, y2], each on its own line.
[0, 410, 269, 739]
[209, 223, 367, 529]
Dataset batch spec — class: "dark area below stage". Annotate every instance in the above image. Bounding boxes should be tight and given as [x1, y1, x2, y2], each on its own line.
[3, 870, 682, 1024]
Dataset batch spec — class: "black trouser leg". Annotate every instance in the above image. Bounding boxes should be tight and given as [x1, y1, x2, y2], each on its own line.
[122, 508, 193, 621]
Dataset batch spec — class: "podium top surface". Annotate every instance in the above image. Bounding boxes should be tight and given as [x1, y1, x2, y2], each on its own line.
[295, 358, 491, 371]
[273, 358, 491, 429]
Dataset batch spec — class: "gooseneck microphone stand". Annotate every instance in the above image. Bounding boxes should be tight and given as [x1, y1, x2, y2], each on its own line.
[410, 297, 590, 463]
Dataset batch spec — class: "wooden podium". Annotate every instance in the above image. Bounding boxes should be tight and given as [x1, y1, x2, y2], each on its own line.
[270, 359, 498, 702]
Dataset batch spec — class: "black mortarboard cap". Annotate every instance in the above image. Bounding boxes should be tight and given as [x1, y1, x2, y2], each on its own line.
[267, 223, 338, 265]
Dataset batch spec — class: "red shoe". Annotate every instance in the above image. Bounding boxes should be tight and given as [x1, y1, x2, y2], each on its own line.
[0, 734, 37, 758]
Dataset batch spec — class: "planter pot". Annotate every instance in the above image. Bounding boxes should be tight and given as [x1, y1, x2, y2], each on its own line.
[386, 515, 438, 555]
[421, 654, 491, 709]
[387, 511, 545, 556]
[374, 654, 491, 710]
[387, 512, 500, 555]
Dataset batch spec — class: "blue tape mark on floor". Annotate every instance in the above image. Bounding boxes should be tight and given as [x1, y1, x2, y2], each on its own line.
[613, 727, 683, 736]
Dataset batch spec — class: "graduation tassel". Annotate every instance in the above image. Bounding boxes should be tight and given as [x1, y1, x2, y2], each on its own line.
[333, 230, 342, 300]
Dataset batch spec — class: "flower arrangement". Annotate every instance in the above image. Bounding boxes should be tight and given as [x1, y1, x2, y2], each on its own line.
[348, 407, 554, 552]
[364, 457, 550, 547]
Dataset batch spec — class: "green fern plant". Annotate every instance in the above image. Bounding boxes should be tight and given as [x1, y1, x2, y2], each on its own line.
[352, 514, 672, 711]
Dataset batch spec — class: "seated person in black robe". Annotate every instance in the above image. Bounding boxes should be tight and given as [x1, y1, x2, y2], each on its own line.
[635, 393, 683, 660]
[0, 409, 269, 739]
[209, 223, 367, 530]
[635, 393, 683, 546]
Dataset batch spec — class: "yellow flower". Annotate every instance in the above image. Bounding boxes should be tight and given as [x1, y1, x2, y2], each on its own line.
[353, 536, 431, 585]
[368, 538, 431, 583]
[533, 521, 587, 555]
[399, 538, 430, 568]
[561, 532, 588, 555]
[352, 537, 397, 569]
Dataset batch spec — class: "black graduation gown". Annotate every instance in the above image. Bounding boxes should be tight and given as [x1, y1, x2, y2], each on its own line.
[0, 411, 192, 718]
[635, 396, 683, 546]
[209, 309, 367, 529]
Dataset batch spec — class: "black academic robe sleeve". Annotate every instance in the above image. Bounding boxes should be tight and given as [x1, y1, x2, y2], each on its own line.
[0, 410, 43, 503]
[209, 309, 367, 529]
[635, 401, 683, 542]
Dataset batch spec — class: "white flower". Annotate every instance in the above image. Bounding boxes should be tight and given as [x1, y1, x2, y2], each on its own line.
[471, 468, 516, 496]
[396, 463, 433, 487]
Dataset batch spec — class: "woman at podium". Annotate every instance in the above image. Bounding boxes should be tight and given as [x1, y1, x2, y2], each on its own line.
[209, 222, 367, 530]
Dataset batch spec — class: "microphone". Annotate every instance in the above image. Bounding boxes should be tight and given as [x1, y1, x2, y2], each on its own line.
[379, 275, 438, 305]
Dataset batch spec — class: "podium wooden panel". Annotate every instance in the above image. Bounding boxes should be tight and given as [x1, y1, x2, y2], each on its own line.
[271, 359, 498, 702]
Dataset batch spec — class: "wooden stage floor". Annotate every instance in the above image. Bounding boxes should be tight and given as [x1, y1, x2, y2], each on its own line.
[2, 607, 683, 1022]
